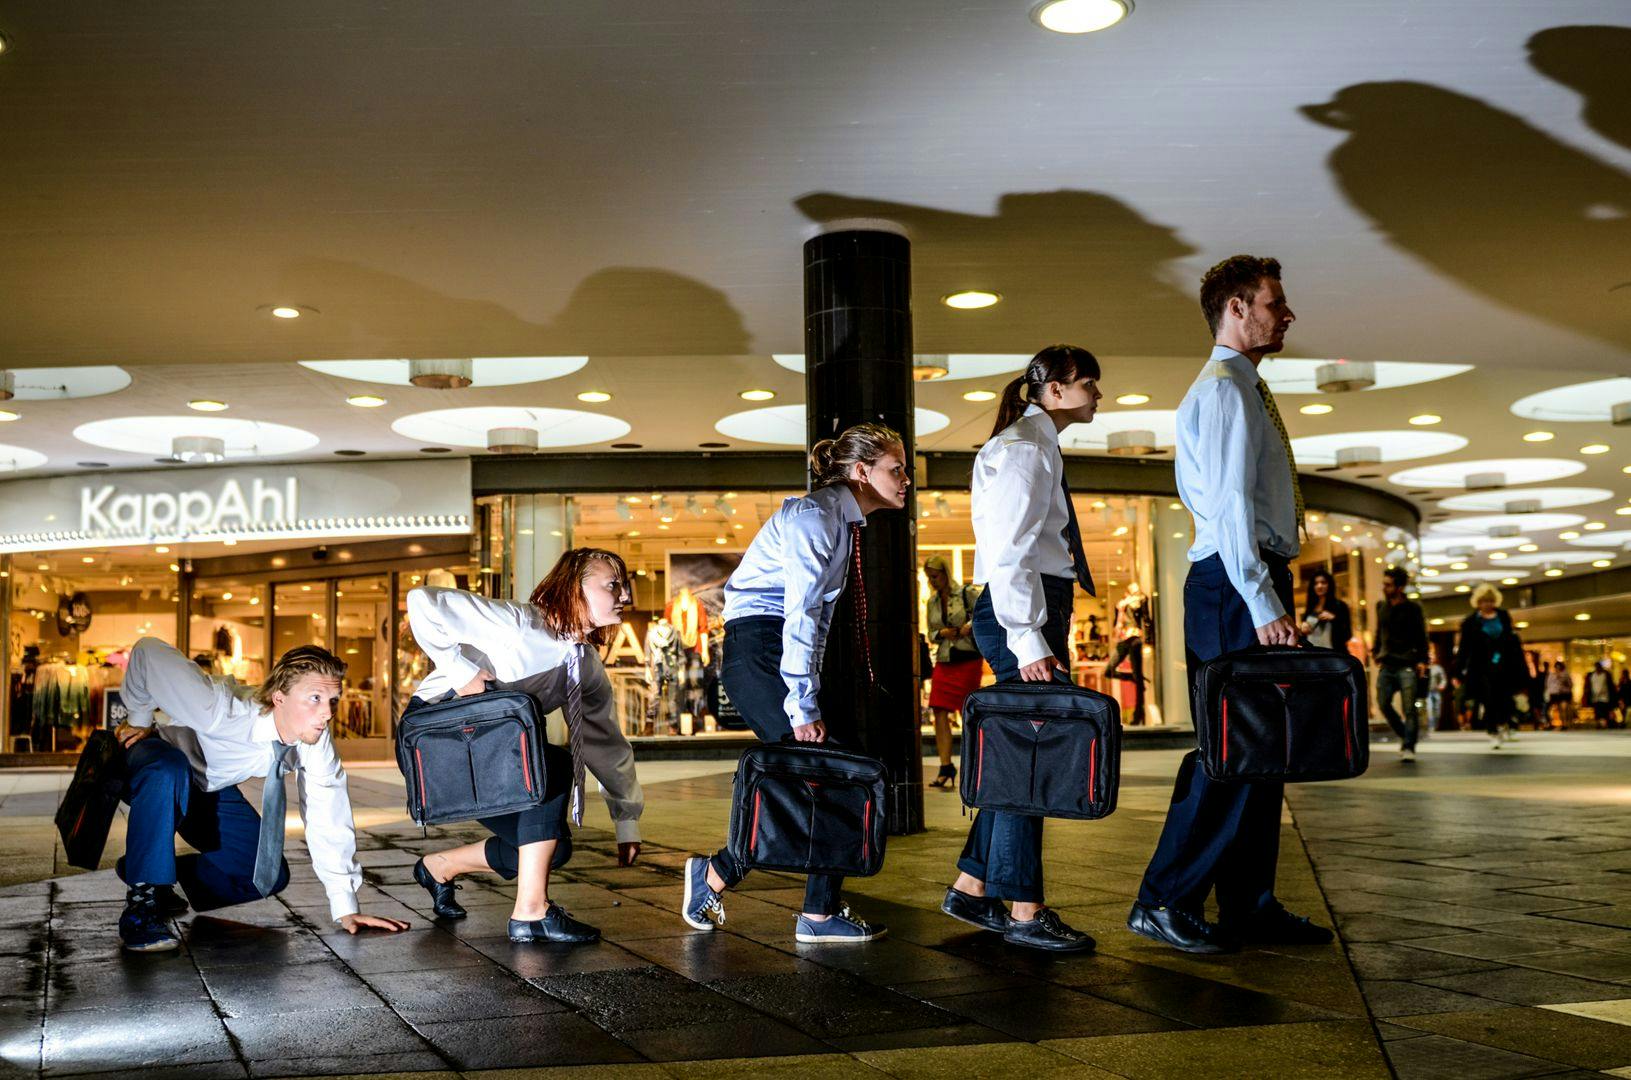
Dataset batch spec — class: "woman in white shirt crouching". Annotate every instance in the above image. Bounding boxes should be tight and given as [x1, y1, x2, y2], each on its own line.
[403, 549, 644, 945]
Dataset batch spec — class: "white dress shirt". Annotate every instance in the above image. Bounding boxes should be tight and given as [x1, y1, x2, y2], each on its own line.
[972, 404, 1077, 668]
[120, 637, 363, 923]
[1176, 345, 1301, 626]
[721, 483, 864, 728]
[406, 587, 645, 843]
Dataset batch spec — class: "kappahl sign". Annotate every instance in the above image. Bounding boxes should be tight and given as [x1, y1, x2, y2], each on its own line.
[81, 476, 299, 536]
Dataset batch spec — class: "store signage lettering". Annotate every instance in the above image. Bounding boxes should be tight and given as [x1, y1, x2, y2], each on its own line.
[79, 477, 299, 536]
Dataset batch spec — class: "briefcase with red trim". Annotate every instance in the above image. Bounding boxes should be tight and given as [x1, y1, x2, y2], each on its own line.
[727, 742, 888, 877]
[396, 690, 551, 826]
[1193, 645, 1369, 782]
[959, 680, 1121, 820]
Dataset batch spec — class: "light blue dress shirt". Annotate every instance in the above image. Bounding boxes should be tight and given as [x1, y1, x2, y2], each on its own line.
[722, 483, 865, 727]
[1176, 345, 1301, 627]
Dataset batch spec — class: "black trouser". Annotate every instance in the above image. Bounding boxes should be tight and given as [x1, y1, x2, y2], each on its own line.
[957, 575, 1076, 903]
[708, 617, 841, 916]
[1104, 634, 1146, 722]
[1138, 551, 1293, 921]
[402, 693, 574, 878]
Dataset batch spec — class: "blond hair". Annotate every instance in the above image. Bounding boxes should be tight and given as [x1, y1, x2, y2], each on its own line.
[1469, 583, 1503, 608]
[809, 423, 904, 488]
[255, 645, 347, 710]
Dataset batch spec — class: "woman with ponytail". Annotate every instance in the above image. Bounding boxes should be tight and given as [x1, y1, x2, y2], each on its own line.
[681, 422, 909, 944]
[940, 345, 1103, 952]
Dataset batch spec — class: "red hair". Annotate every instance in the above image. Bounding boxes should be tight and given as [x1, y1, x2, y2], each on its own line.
[528, 548, 631, 647]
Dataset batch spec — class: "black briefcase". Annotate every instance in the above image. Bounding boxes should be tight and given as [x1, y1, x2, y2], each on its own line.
[55, 729, 126, 870]
[727, 741, 888, 877]
[960, 679, 1121, 819]
[1193, 644, 1369, 782]
[396, 690, 551, 826]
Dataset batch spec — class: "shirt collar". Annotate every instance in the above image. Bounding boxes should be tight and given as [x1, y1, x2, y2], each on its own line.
[250, 709, 282, 745]
[834, 483, 866, 528]
[1208, 345, 1258, 383]
[1021, 403, 1061, 449]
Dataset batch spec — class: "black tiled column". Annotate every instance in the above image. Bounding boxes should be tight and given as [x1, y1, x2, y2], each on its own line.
[804, 226, 923, 835]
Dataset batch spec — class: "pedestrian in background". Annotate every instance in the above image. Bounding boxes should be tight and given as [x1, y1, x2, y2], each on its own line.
[1374, 568, 1428, 762]
[1298, 567, 1351, 653]
[923, 555, 983, 790]
[1453, 584, 1528, 749]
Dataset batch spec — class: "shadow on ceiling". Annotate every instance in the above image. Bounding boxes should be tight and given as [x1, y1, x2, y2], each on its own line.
[1303, 25, 1631, 355]
[274, 258, 753, 359]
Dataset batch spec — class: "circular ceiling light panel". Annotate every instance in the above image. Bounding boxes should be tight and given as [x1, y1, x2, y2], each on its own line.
[1428, 512, 1585, 538]
[0, 443, 48, 473]
[1387, 457, 1587, 489]
[714, 404, 949, 445]
[1510, 377, 1631, 422]
[1426, 570, 1515, 583]
[2, 367, 132, 400]
[1499, 549, 1616, 567]
[1257, 358, 1473, 396]
[772, 354, 1030, 383]
[1059, 409, 1178, 452]
[73, 416, 320, 458]
[1421, 534, 1533, 554]
[1289, 430, 1467, 465]
[1564, 529, 1631, 550]
[392, 406, 630, 448]
[1437, 486, 1614, 512]
[299, 357, 588, 387]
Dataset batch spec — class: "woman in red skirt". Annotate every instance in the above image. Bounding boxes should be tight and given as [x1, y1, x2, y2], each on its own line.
[923, 556, 985, 789]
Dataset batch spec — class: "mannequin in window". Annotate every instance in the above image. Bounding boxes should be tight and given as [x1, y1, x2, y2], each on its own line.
[644, 617, 681, 726]
[1103, 581, 1152, 724]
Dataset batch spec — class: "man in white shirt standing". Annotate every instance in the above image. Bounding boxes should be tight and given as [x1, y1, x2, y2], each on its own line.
[111, 638, 409, 951]
[1127, 255, 1334, 954]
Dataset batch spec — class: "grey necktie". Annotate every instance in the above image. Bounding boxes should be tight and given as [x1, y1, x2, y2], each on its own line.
[253, 743, 296, 897]
[564, 647, 587, 827]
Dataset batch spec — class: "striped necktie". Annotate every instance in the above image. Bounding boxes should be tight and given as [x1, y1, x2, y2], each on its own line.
[252, 743, 297, 897]
[1255, 379, 1306, 539]
[564, 646, 588, 826]
[849, 522, 875, 686]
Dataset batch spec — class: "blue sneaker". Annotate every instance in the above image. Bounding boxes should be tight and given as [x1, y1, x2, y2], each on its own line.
[119, 885, 179, 953]
[795, 905, 886, 944]
[682, 856, 726, 930]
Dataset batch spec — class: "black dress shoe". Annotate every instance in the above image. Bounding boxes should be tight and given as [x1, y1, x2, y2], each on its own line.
[1126, 901, 1237, 954]
[1223, 903, 1334, 945]
[412, 858, 467, 919]
[1003, 909, 1094, 953]
[154, 885, 190, 917]
[940, 886, 1008, 932]
[508, 904, 600, 944]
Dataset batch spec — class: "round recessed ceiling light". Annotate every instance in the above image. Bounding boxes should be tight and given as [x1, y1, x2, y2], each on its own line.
[1510, 377, 1631, 422]
[1502, 577, 1520, 585]
[188, 399, 228, 412]
[1580, 443, 1610, 455]
[963, 390, 998, 403]
[1523, 430, 1554, 443]
[0, 410, 17, 422]
[346, 394, 387, 408]
[577, 391, 613, 404]
[1299, 403, 1333, 416]
[72, 416, 319, 459]
[1409, 414, 1441, 426]
[1032, 0, 1131, 34]
[1291, 430, 1467, 465]
[739, 389, 776, 402]
[1593, 559, 1613, 568]
[1438, 486, 1613, 513]
[1575, 612, 1592, 620]
[941, 291, 1001, 310]
[269, 306, 304, 319]
[0, 32, 10, 56]
[1116, 393, 1150, 406]
[1388, 457, 1586, 489]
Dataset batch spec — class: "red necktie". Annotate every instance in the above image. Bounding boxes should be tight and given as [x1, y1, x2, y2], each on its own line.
[849, 522, 875, 687]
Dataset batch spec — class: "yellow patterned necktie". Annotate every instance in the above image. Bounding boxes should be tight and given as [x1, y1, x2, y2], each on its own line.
[1255, 379, 1306, 539]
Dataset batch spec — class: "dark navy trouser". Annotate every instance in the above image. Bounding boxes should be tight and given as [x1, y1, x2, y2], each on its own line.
[1137, 551, 1293, 920]
[117, 737, 290, 909]
[957, 574, 1076, 904]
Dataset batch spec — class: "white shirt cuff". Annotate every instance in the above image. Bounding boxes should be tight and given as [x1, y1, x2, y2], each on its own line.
[1245, 590, 1287, 628]
[433, 654, 483, 692]
[328, 889, 360, 923]
[614, 819, 641, 844]
[1008, 629, 1053, 670]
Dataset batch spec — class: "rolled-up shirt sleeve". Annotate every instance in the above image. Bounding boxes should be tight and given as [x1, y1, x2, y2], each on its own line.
[1194, 380, 1283, 626]
[120, 637, 231, 733]
[983, 442, 1056, 668]
[577, 651, 644, 843]
[294, 731, 363, 923]
[779, 508, 843, 727]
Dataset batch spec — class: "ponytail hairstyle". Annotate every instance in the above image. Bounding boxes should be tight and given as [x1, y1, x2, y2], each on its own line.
[528, 547, 632, 647]
[809, 422, 906, 489]
[989, 344, 1102, 439]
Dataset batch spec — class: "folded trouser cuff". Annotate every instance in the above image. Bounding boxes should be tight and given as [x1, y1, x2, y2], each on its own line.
[955, 856, 1042, 903]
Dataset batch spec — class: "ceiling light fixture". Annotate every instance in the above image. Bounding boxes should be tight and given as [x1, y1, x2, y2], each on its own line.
[1315, 361, 1376, 393]
[187, 399, 228, 412]
[913, 356, 950, 381]
[0, 410, 17, 422]
[739, 389, 776, 402]
[1592, 559, 1612, 568]
[963, 390, 997, 403]
[1501, 577, 1519, 585]
[1580, 443, 1610, 455]
[1031, 0, 1131, 34]
[1522, 431, 1554, 442]
[269, 306, 302, 319]
[577, 391, 612, 403]
[171, 435, 226, 463]
[1299, 403, 1333, 416]
[941, 290, 1001, 310]
[1559, 530, 1582, 540]
[1408, 414, 1441, 426]
[1545, 567, 1564, 577]
[1518, 543, 1539, 552]
[1116, 393, 1150, 406]
[0, 32, 10, 56]
[346, 394, 387, 408]
[1575, 612, 1592, 621]
[408, 359, 473, 389]
[1514, 620, 1529, 629]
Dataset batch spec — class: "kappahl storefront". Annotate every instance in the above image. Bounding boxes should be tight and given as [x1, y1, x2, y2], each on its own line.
[0, 458, 478, 760]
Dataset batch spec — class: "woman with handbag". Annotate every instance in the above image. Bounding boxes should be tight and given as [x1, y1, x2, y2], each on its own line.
[1298, 568, 1351, 653]
[403, 548, 645, 944]
[1453, 583, 1528, 750]
[940, 345, 1101, 953]
[923, 555, 983, 789]
[681, 422, 909, 944]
